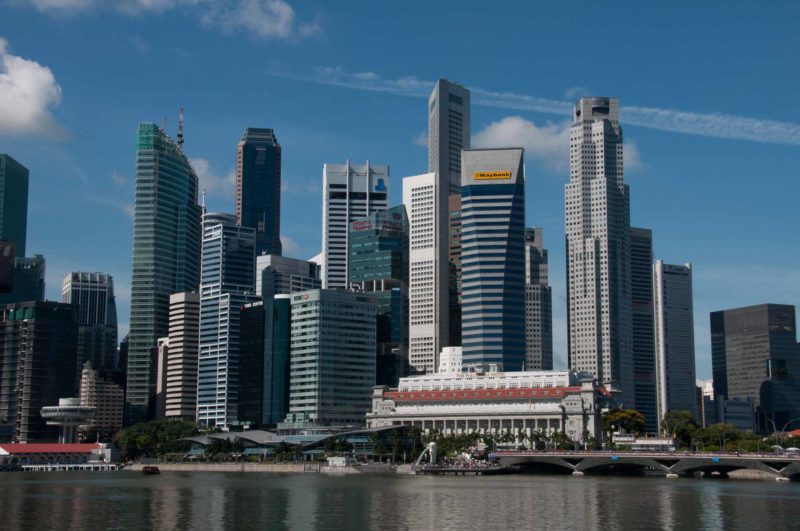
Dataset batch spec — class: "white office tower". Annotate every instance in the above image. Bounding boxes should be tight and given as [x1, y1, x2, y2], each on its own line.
[565, 97, 634, 406]
[654, 261, 697, 421]
[404, 172, 449, 373]
[321, 160, 389, 289]
[428, 79, 471, 195]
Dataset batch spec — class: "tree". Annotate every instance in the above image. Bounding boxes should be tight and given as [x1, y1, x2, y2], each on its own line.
[661, 410, 699, 448]
[602, 409, 646, 435]
[114, 419, 198, 460]
[694, 423, 738, 451]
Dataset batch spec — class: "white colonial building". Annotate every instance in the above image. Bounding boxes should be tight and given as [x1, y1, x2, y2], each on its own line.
[366, 369, 607, 443]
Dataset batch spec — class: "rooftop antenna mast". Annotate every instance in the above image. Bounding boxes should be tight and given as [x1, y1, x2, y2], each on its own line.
[177, 107, 185, 151]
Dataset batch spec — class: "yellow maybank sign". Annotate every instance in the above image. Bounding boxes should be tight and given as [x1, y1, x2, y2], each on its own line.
[474, 171, 512, 180]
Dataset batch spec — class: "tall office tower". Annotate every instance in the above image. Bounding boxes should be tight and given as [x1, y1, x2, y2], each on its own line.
[62, 272, 118, 376]
[163, 292, 200, 421]
[0, 254, 46, 305]
[428, 79, 471, 195]
[255, 254, 321, 297]
[653, 261, 697, 422]
[0, 154, 29, 257]
[239, 295, 291, 427]
[321, 160, 389, 289]
[0, 301, 78, 443]
[524, 228, 553, 371]
[565, 97, 634, 406]
[448, 194, 462, 347]
[711, 304, 800, 431]
[629, 227, 657, 432]
[128, 122, 201, 423]
[236, 128, 282, 256]
[284, 289, 376, 427]
[348, 205, 409, 387]
[196, 213, 257, 429]
[460, 148, 526, 371]
[79, 361, 124, 442]
[403, 173, 449, 373]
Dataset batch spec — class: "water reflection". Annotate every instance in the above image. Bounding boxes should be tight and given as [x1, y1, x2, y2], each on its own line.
[0, 471, 798, 530]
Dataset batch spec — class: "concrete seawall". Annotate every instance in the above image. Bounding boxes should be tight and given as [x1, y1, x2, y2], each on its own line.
[130, 463, 309, 473]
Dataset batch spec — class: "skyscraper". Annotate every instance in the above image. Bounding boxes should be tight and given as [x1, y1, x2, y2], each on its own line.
[196, 213, 257, 429]
[62, 272, 118, 375]
[448, 194, 462, 347]
[164, 292, 200, 421]
[321, 161, 389, 289]
[0, 154, 29, 257]
[460, 148, 526, 371]
[127, 122, 201, 423]
[238, 295, 291, 427]
[284, 289, 376, 427]
[653, 261, 697, 421]
[403, 173, 449, 373]
[630, 227, 657, 432]
[348, 205, 409, 386]
[711, 304, 800, 430]
[79, 360, 124, 442]
[565, 97, 634, 405]
[236, 128, 282, 256]
[255, 254, 321, 298]
[0, 254, 45, 305]
[428, 79, 471, 195]
[524, 228, 553, 371]
[0, 301, 78, 443]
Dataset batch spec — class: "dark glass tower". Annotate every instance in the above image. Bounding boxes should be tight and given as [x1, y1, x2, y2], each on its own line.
[629, 227, 657, 432]
[127, 123, 201, 424]
[0, 154, 29, 258]
[348, 205, 409, 386]
[237, 128, 282, 256]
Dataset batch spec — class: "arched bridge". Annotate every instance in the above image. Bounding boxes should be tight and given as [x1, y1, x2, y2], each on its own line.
[497, 451, 800, 480]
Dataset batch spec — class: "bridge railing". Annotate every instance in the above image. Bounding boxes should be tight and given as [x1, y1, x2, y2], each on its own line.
[495, 450, 799, 459]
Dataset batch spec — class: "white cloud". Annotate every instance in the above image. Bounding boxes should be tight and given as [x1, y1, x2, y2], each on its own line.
[473, 116, 571, 170]
[271, 65, 800, 146]
[111, 171, 128, 186]
[189, 158, 235, 198]
[280, 235, 299, 254]
[623, 141, 642, 171]
[203, 0, 320, 40]
[564, 86, 588, 100]
[0, 37, 66, 138]
[412, 131, 427, 147]
[281, 179, 319, 195]
[17, 0, 319, 40]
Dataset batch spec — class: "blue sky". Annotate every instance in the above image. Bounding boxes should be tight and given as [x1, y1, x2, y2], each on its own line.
[1, 0, 799, 378]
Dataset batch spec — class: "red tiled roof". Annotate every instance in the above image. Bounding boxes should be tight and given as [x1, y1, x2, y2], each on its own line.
[788, 429, 800, 437]
[385, 386, 608, 403]
[0, 443, 101, 454]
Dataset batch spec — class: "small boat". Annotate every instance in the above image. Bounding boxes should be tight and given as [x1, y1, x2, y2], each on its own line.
[142, 466, 160, 475]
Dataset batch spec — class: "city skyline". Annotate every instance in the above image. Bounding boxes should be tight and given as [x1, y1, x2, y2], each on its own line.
[2, 3, 800, 380]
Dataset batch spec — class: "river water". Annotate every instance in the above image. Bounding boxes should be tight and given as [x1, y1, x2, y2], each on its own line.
[0, 471, 797, 530]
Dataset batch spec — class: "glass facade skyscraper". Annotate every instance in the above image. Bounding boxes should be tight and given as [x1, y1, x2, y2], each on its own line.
[196, 213, 257, 429]
[284, 289, 376, 427]
[239, 295, 291, 427]
[348, 205, 409, 386]
[460, 148, 526, 371]
[127, 123, 201, 423]
[428, 79, 471, 196]
[630, 227, 658, 433]
[236, 128, 282, 256]
[0, 154, 29, 258]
